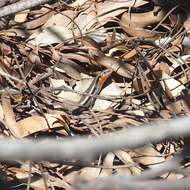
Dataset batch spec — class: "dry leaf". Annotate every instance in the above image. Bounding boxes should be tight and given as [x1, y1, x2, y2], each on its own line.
[28, 26, 73, 46]
[97, 0, 147, 22]
[130, 145, 165, 168]
[25, 10, 55, 30]
[115, 150, 141, 175]
[14, 9, 29, 23]
[93, 81, 122, 111]
[121, 6, 165, 38]
[16, 114, 68, 137]
[99, 153, 115, 177]
[1, 92, 23, 138]
[79, 167, 101, 180]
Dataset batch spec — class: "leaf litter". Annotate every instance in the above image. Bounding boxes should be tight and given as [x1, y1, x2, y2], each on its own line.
[0, 0, 190, 189]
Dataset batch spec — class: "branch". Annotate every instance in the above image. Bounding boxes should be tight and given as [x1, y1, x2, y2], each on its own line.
[0, 0, 19, 8]
[71, 175, 190, 190]
[0, 0, 54, 17]
[0, 117, 189, 161]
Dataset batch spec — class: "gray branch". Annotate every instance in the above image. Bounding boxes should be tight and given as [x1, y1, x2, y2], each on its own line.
[0, 117, 189, 161]
[0, 0, 19, 8]
[72, 175, 190, 190]
[0, 0, 53, 17]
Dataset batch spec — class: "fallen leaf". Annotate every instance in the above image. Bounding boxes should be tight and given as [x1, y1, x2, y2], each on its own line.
[99, 153, 115, 177]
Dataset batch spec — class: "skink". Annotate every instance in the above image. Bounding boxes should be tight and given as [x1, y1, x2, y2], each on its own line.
[22, 69, 112, 114]
[71, 69, 113, 114]
[78, 69, 112, 105]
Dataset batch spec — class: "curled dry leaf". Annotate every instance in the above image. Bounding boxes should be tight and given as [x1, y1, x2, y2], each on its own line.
[1, 92, 23, 138]
[126, 110, 145, 117]
[79, 167, 101, 181]
[97, 0, 147, 22]
[99, 153, 115, 177]
[24, 8, 55, 30]
[12, 167, 32, 179]
[16, 114, 69, 137]
[130, 145, 165, 168]
[121, 6, 166, 38]
[133, 68, 185, 99]
[115, 150, 141, 175]
[43, 6, 97, 38]
[122, 49, 137, 60]
[1, 28, 27, 38]
[28, 9, 75, 45]
[28, 51, 41, 65]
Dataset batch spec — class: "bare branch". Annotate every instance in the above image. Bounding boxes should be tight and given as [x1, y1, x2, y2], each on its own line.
[0, 0, 19, 8]
[0, 117, 189, 161]
[0, 0, 53, 17]
[131, 156, 181, 181]
[71, 175, 190, 190]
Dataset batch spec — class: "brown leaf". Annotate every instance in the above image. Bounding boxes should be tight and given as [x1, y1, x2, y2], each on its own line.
[1, 92, 23, 138]
[14, 9, 29, 23]
[79, 167, 101, 180]
[97, 0, 147, 22]
[16, 114, 69, 137]
[115, 150, 141, 175]
[130, 145, 165, 167]
[99, 153, 115, 177]
[25, 10, 55, 30]
[121, 6, 166, 38]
